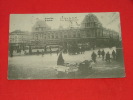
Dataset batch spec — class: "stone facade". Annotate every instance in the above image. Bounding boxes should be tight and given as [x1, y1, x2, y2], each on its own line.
[9, 14, 119, 48]
[31, 14, 119, 47]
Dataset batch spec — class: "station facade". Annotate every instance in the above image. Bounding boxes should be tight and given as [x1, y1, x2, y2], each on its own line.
[31, 14, 119, 48]
[9, 14, 119, 50]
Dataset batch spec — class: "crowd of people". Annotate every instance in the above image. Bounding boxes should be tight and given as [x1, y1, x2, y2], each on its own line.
[67, 44, 85, 55]
[91, 49, 117, 63]
[9, 44, 117, 65]
[57, 48, 117, 67]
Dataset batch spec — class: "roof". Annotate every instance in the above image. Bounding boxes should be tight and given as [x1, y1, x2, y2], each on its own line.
[10, 30, 29, 35]
[82, 14, 102, 26]
[32, 19, 51, 32]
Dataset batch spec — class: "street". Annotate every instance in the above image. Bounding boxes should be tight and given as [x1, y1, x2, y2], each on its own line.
[8, 47, 125, 79]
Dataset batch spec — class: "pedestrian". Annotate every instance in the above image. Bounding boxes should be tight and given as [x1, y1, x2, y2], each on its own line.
[49, 46, 52, 55]
[97, 49, 101, 57]
[10, 46, 13, 57]
[19, 48, 21, 54]
[29, 46, 32, 55]
[106, 52, 111, 62]
[101, 49, 105, 60]
[24, 50, 27, 55]
[57, 52, 64, 65]
[44, 45, 47, 52]
[112, 50, 116, 60]
[81, 45, 85, 54]
[91, 51, 97, 63]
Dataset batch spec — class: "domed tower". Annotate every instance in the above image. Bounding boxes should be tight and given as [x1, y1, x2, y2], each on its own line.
[32, 19, 51, 32]
[31, 19, 51, 46]
[81, 14, 102, 29]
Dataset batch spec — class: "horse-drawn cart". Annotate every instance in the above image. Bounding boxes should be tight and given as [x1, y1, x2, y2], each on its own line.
[54, 60, 95, 78]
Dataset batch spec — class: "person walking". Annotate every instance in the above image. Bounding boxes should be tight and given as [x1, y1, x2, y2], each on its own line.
[106, 52, 111, 62]
[112, 50, 116, 60]
[97, 49, 101, 57]
[91, 51, 97, 63]
[49, 46, 52, 55]
[101, 50, 105, 60]
[44, 46, 47, 53]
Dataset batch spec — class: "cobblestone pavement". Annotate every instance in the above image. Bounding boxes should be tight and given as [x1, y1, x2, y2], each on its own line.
[8, 47, 125, 79]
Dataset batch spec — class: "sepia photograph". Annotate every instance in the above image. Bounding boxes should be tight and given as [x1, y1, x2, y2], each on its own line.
[8, 12, 125, 79]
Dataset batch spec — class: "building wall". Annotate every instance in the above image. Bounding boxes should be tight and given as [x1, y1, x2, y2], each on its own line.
[9, 30, 30, 45]
[9, 14, 119, 47]
[31, 27, 119, 45]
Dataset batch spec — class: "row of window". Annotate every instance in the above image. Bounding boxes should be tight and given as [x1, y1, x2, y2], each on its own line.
[35, 27, 50, 31]
[32, 31, 118, 40]
[83, 22, 101, 28]
[32, 32, 104, 40]
[10, 40, 25, 43]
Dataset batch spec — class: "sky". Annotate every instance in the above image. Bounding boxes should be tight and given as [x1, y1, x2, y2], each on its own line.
[10, 12, 121, 34]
